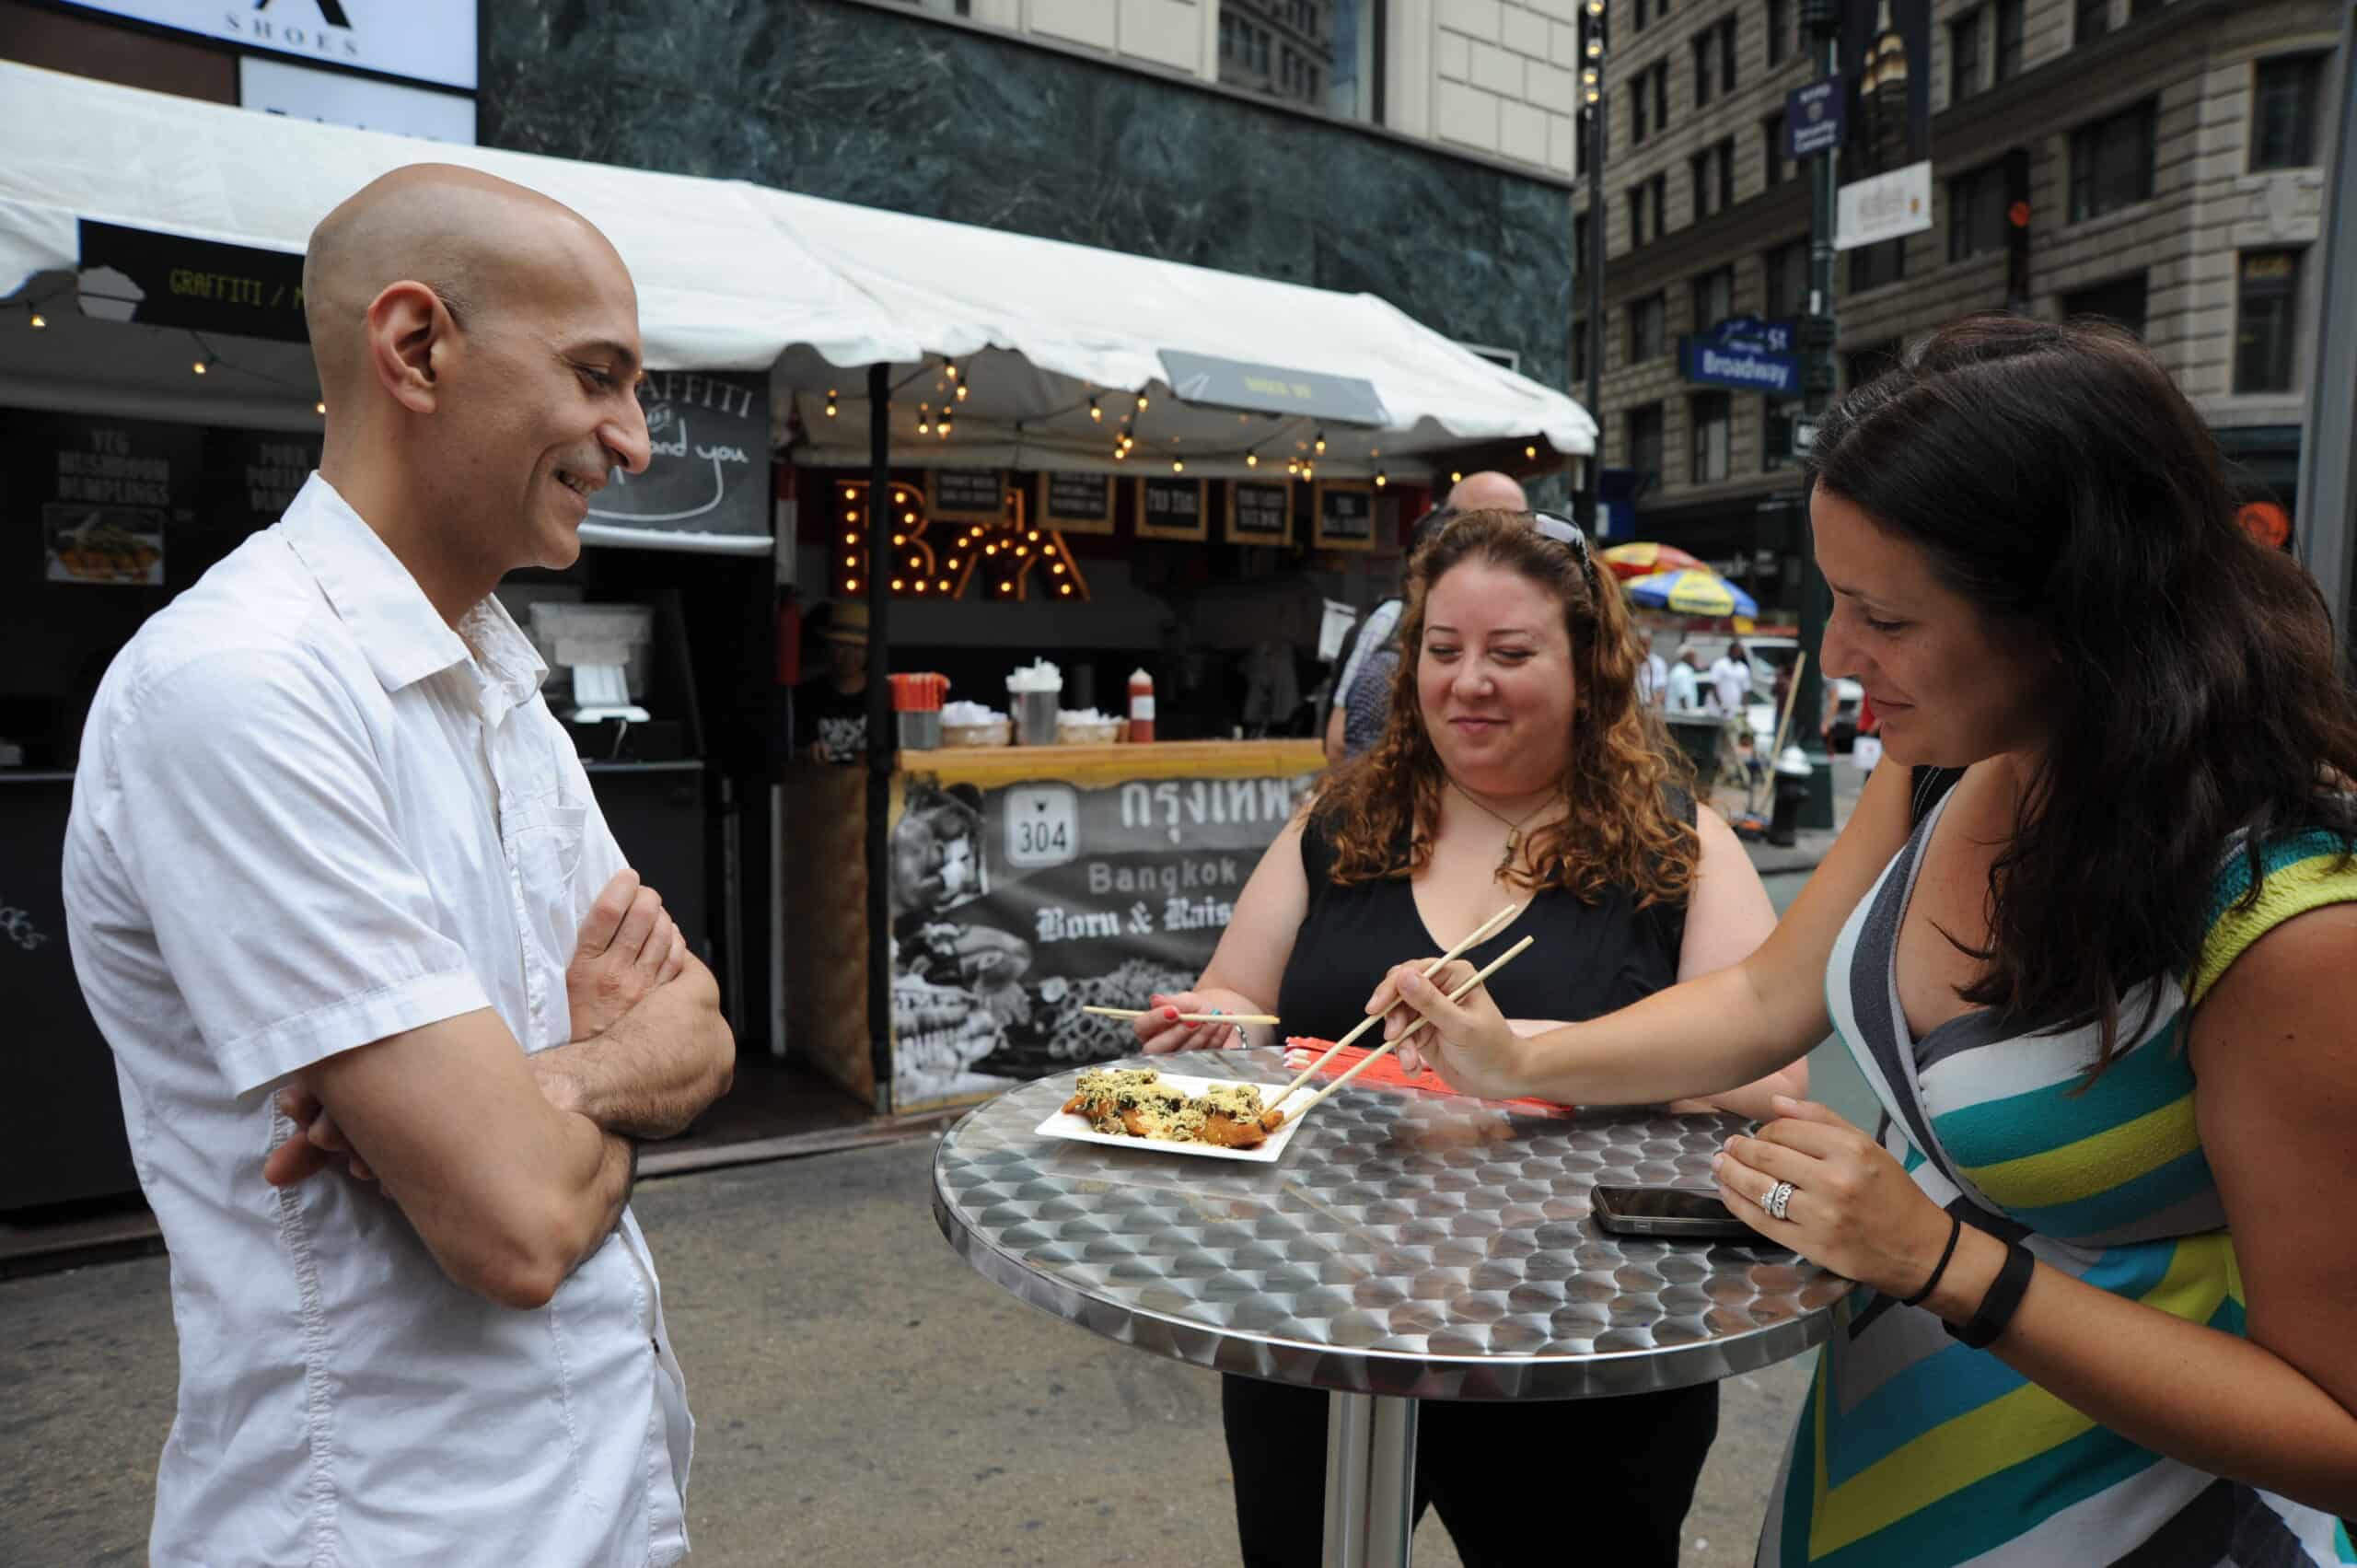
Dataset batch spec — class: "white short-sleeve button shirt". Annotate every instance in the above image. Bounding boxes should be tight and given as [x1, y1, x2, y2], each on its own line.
[64, 474, 692, 1567]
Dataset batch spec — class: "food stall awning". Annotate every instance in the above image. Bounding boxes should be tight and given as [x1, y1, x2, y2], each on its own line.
[752, 186, 1596, 481]
[0, 59, 1595, 504]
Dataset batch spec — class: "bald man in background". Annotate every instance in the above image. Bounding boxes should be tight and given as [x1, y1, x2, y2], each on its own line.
[1323, 470, 1529, 763]
[63, 165, 733, 1565]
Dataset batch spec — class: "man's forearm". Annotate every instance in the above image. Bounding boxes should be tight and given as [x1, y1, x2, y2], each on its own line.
[539, 959, 735, 1138]
[559, 1126, 637, 1283]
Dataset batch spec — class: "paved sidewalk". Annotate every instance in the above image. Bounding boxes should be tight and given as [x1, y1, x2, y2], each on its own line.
[1715, 754, 1869, 878]
[2, 1140, 1817, 1568]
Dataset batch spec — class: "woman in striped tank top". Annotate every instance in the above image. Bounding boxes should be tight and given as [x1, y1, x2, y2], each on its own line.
[1373, 315, 2357, 1565]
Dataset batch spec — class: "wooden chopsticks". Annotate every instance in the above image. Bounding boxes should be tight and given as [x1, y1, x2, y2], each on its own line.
[1266, 935, 1535, 1129]
[1081, 1005, 1283, 1026]
[1257, 902, 1522, 1122]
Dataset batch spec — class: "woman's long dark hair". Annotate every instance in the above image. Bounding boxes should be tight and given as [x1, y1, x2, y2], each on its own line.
[1808, 315, 2357, 1072]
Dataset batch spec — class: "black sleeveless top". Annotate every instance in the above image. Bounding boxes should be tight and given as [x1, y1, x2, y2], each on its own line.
[1275, 801, 1694, 1040]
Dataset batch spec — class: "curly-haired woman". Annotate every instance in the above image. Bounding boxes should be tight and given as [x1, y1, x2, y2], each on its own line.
[1134, 507, 1802, 1566]
[1380, 317, 2357, 1564]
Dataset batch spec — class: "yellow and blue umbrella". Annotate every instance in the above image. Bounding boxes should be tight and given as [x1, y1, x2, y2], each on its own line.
[1623, 568, 1758, 620]
[1599, 540, 1706, 581]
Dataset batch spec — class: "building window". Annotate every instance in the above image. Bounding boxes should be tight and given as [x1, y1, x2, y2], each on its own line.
[1845, 340, 1902, 389]
[2130, 0, 2162, 16]
[2234, 250, 2302, 392]
[2062, 271, 2150, 338]
[1950, 9, 1984, 103]
[1719, 17, 1737, 94]
[1576, 111, 1590, 177]
[1572, 316, 1592, 385]
[1717, 134, 1736, 211]
[1694, 32, 1715, 110]
[1690, 151, 1712, 225]
[1692, 266, 1734, 332]
[1768, 0, 1791, 65]
[1763, 237, 1809, 319]
[1652, 61, 1669, 137]
[2074, 0, 2108, 45]
[1574, 210, 1592, 273]
[1995, 0, 2025, 81]
[1948, 160, 2009, 261]
[1629, 185, 1648, 247]
[1691, 393, 1732, 484]
[1631, 293, 1667, 362]
[1630, 402, 1666, 482]
[1634, 0, 1649, 29]
[2251, 56, 2324, 171]
[1849, 238, 1906, 292]
[1763, 112, 1789, 187]
[1633, 74, 1649, 143]
[1215, 0, 1381, 123]
[2070, 99, 2156, 222]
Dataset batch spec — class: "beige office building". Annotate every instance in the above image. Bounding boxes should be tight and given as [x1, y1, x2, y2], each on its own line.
[1573, 0, 2346, 614]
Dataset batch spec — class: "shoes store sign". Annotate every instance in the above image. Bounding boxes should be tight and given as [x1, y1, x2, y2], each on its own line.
[64, 1, 480, 91]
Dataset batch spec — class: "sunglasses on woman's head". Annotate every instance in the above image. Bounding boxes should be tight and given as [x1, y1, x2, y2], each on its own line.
[1527, 510, 1598, 582]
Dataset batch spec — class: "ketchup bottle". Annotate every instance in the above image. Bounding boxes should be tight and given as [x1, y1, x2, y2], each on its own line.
[1127, 668, 1156, 744]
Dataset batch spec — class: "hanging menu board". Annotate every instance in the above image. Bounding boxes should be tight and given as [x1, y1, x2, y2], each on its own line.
[584, 370, 771, 545]
[1312, 479, 1376, 552]
[1039, 471, 1115, 535]
[1134, 475, 1208, 541]
[929, 467, 1009, 526]
[1225, 479, 1293, 546]
[17, 412, 204, 588]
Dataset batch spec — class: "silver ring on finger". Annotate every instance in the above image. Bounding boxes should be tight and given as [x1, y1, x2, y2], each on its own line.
[1763, 1180, 1796, 1221]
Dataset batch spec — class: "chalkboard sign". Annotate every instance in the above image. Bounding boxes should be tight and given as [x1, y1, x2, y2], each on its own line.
[1039, 470, 1115, 535]
[17, 412, 203, 588]
[1313, 480, 1376, 552]
[1225, 479, 1293, 546]
[217, 429, 323, 528]
[78, 219, 309, 344]
[929, 467, 1009, 525]
[583, 370, 771, 547]
[1135, 475, 1208, 541]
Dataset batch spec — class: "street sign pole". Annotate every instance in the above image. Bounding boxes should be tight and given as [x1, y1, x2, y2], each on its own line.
[1794, 0, 1842, 830]
[1579, 2, 1609, 537]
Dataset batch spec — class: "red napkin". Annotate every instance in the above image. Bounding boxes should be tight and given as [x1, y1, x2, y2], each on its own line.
[1283, 1038, 1577, 1120]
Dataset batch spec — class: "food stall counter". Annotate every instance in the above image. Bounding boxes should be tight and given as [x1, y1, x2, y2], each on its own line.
[783, 738, 1325, 1118]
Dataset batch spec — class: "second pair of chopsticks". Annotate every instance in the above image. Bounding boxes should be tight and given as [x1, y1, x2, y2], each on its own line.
[1081, 1005, 1283, 1026]
[1264, 935, 1535, 1129]
[1259, 901, 1522, 1121]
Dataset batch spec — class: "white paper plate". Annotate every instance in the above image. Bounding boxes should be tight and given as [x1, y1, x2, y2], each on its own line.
[1032, 1071, 1307, 1164]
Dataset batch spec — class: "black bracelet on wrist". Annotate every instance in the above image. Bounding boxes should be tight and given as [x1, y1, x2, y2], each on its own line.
[1897, 1212, 1963, 1308]
[1944, 1237, 2036, 1350]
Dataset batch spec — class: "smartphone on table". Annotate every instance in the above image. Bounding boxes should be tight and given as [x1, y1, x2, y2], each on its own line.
[1589, 1183, 1786, 1247]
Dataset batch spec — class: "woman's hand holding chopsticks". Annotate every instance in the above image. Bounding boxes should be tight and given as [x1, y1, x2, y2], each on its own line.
[1368, 958, 1528, 1099]
[1132, 990, 1271, 1054]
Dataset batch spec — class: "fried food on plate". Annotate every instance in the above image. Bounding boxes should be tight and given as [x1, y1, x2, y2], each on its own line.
[1060, 1067, 1270, 1149]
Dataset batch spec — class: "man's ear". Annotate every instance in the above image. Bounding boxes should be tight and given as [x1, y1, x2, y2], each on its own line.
[364, 280, 446, 415]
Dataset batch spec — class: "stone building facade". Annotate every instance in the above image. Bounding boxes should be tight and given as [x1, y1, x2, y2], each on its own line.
[1574, 0, 2344, 612]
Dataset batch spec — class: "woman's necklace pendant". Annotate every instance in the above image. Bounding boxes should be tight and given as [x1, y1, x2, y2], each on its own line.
[1498, 829, 1521, 876]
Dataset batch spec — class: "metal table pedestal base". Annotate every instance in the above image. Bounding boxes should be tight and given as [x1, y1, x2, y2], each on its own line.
[1323, 1391, 1420, 1567]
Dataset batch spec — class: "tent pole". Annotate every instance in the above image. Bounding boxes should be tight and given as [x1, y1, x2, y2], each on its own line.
[864, 363, 895, 1116]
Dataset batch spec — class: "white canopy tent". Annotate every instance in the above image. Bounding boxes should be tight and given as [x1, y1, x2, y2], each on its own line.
[0, 60, 1593, 529]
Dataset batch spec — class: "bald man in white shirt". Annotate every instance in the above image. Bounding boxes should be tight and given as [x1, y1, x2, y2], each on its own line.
[64, 165, 734, 1566]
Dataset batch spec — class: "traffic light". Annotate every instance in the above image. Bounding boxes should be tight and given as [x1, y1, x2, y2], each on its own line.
[2004, 147, 2032, 312]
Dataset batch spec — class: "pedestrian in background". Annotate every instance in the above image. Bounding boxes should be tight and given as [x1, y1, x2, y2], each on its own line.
[1709, 639, 1753, 714]
[1374, 316, 2357, 1567]
[1666, 643, 1705, 712]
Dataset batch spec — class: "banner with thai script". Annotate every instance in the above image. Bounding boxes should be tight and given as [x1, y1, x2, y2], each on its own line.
[887, 766, 1317, 1110]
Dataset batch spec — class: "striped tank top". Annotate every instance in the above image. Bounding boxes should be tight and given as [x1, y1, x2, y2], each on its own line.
[1757, 784, 2357, 1567]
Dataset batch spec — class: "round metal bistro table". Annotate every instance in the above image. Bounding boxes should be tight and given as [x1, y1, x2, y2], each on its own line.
[931, 1049, 1856, 1568]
